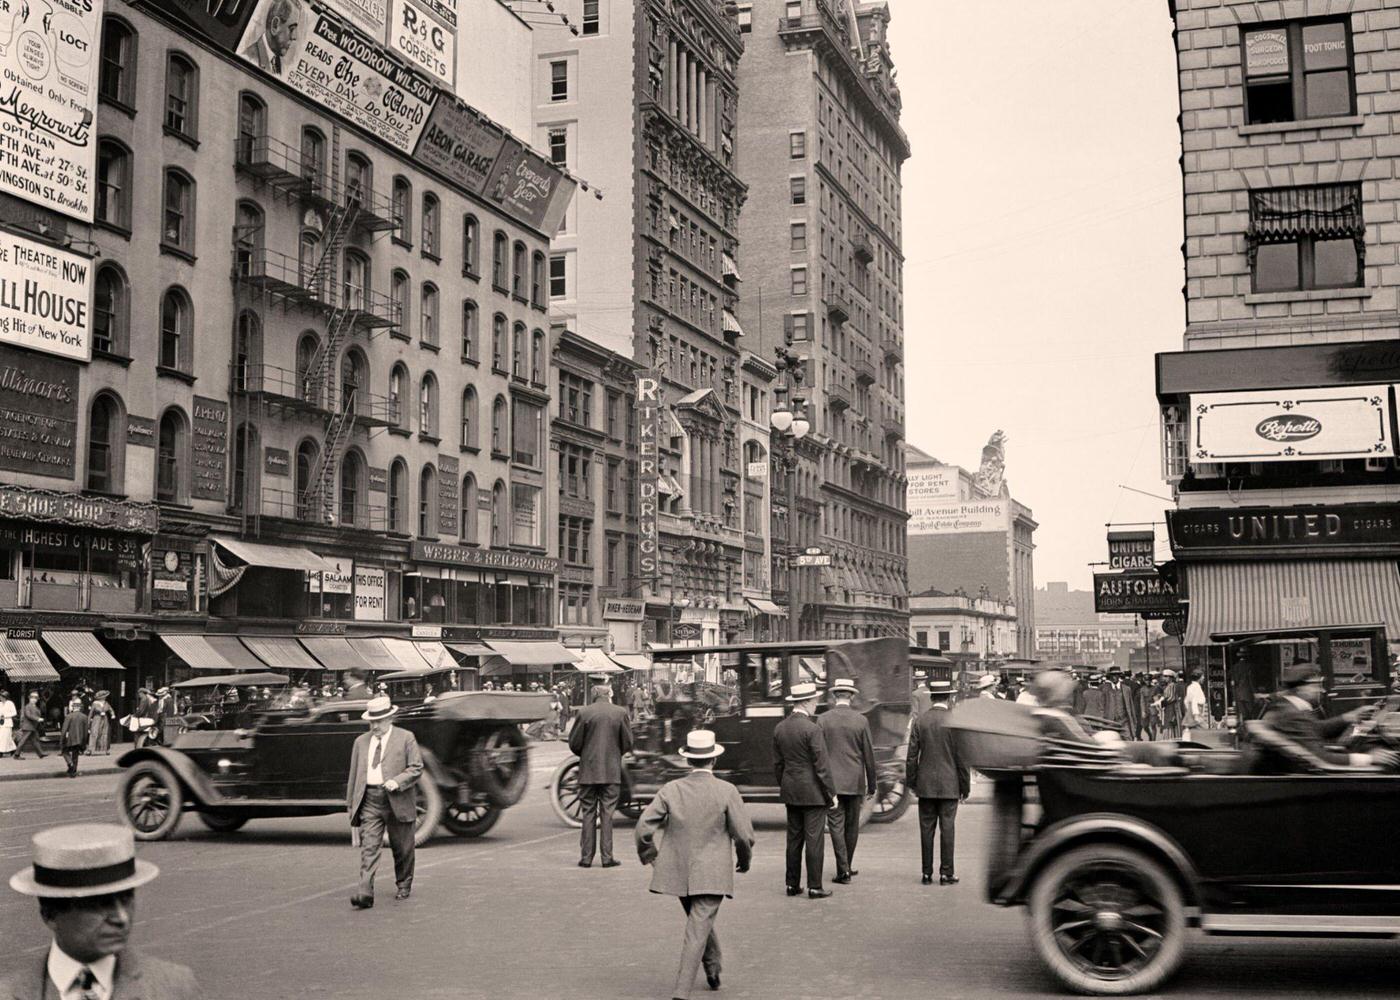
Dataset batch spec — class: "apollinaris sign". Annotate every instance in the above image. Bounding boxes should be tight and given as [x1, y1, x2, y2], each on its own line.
[636, 373, 661, 582]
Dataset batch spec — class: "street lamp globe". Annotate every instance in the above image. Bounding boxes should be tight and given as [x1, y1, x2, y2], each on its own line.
[770, 408, 793, 433]
[676, 596, 691, 609]
[791, 413, 810, 439]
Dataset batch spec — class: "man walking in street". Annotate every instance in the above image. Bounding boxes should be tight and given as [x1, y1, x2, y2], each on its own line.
[636, 730, 754, 1000]
[817, 678, 877, 884]
[772, 681, 836, 898]
[346, 696, 424, 908]
[60, 698, 89, 779]
[14, 691, 45, 759]
[1183, 671, 1208, 739]
[344, 668, 373, 700]
[569, 682, 633, 868]
[907, 678, 969, 885]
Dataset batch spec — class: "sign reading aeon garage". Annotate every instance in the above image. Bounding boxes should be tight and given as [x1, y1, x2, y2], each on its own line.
[0, 233, 93, 361]
[1189, 386, 1392, 463]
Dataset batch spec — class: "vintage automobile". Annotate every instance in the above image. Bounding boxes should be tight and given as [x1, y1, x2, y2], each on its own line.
[167, 672, 291, 736]
[116, 690, 548, 845]
[549, 637, 914, 828]
[955, 697, 1400, 995]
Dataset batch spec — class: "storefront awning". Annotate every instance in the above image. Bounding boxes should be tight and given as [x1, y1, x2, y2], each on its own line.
[1184, 559, 1400, 646]
[414, 641, 455, 670]
[346, 638, 405, 673]
[573, 648, 622, 674]
[379, 637, 433, 673]
[446, 642, 494, 657]
[746, 597, 786, 616]
[211, 537, 337, 574]
[161, 634, 241, 672]
[483, 640, 581, 666]
[298, 636, 375, 672]
[0, 637, 59, 681]
[41, 631, 123, 671]
[241, 636, 323, 672]
[205, 636, 267, 672]
[608, 653, 652, 671]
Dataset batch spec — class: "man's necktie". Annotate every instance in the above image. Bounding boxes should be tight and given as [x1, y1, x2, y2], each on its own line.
[371, 737, 382, 771]
[74, 967, 99, 1000]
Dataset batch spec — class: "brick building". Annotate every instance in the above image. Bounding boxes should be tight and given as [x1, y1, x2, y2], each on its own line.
[1033, 582, 1144, 668]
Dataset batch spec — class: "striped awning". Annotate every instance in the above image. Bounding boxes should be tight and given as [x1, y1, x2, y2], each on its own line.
[608, 653, 651, 671]
[484, 640, 581, 666]
[161, 634, 242, 672]
[298, 636, 375, 672]
[205, 636, 267, 672]
[573, 648, 622, 674]
[41, 631, 123, 671]
[722, 252, 740, 281]
[446, 642, 494, 657]
[347, 638, 404, 673]
[721, 309, 743, 336]
[0, 637, 59, 681]
[241, 636, 323, 672]
[414, 641, 455, 670]
[1183, 559, 1400, 646]
[379, 637, 433, 673]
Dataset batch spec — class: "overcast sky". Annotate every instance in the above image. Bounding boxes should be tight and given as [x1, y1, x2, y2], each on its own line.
[886, 2, 1185, 591]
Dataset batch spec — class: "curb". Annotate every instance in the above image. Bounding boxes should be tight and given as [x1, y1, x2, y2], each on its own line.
[0, 765, 121, 784]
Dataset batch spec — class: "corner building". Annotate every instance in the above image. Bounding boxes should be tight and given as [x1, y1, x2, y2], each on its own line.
[734, 0, 910, 639]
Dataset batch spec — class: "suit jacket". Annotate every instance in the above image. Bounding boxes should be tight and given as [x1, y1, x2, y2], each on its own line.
[346, 725, 424, 824]
[345, 682, 373, 700]
[568, 700, 633, 784]
[1255, 694, 1355, 771]
[816, 705, 877, 796]
[19, 703, 42, 732]
[2, 948, 202, 1000]
[635, 769, 754, 898]
[772, 710, 835, 806]
[1100, 683, 1130, 726]
[1081, 686, 1105, 719]
[906, 706, 969, 800]
[61, 710, 88, 749]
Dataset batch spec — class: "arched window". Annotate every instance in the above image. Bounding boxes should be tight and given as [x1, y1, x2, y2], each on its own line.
[236, 92, 265, 162]
[511, 322, 526, 378]
[420, 282, 438, 345]
[491, 314, 506, 371]
[531, 251, 545, 307]
[99, 17, 137, 105]
[388, 459, 408, 533]
[490, 480, 507, 546]
[164, 52, 198, 139]
[492, 231, 508, 288]
[298, 229, 322, 296]
[392, 176, 412, 241]
[419, 465, 437, 537]
[391, 269, 409, 330]
[92, 265, 128, 356]
[340, 349, 367, 416]
[156, 408, 187, 503]
[343, 250, 368, 311]
[161, 168, 195, 253]
[531, 329, 546, 383]
[388, 362, 408, 430]
[96, 139, 131, 229]
[340, 451, 365, 526]
[460, 473, 477, 543]
[159, 287, 191, 372]
[511, 241, 527, 298]
[86, 393, 125, 494]
[233, 200, 264, 277]
[491, 396, 507, 454]
[422, 193, 439, 256]
[295, 439, 318, 519]
[463, 215, 479, 275]
[230, 423, 258, 512]
[233, 310, 261, 391]
[419, 372, 438, 438]
[296, 333, 320, 405]
[345, 152, 371, 203]
[300, 127, 325, 188]
[460, 387, 477, 449]
[461, 300, 478, 361]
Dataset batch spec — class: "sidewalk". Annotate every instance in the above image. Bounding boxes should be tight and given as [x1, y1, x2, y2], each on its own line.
[0, 751, 124, 783]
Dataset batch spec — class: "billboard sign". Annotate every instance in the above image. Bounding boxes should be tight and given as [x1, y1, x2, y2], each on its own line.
[0, 344, 77, 479]
[0, 232, 93, 361]
[636, 372, 661, 582]
[1093, 572, 1180, 616]
[143, 0, 260, 48]
[387, 0, 454, 86]
[909, 499, 1007, 536]
[353, 563, 386, 620]
[1107, 529, 1155, 571]
[412, 98, 506, 196]
[482, 136, 576, 236]
[1189, 386, 1392, 464]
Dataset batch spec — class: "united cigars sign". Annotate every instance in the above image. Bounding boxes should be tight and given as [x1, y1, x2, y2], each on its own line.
[636, 372, 661, 582]
[1167, 503, 1400, 557]
[1107, 530, 1155, 571]
[1094, 572, 1180, 616]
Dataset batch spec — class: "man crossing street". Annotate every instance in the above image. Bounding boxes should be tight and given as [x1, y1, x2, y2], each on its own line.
[906, 679, 969, 885]
[772, 681, 837, 898]
[346, 696, 424, 908]
[569, 683, 633, 868]
[817, 678, 877, 884]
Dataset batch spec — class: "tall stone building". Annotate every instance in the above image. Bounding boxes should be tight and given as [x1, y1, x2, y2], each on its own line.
[734, 0, 910, 639]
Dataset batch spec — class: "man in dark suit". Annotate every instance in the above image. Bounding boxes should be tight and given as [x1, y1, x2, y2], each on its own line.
[13, 691, 45, 759]
[1102, 669, 1136, 740]
[60, 698, 89, 778]
[817, 678, 876, 884]
[772, 681, 836, 898]
[568, 682, 633, 868]
[344, 668, 373, 700]
[346, 696, 424, 907]
[4, 823, 201, 999]
[1254, 663, 1398, 772]
[906, 679, 969, 885]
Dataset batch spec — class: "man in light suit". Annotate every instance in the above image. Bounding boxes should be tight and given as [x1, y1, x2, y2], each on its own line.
[906, 679, 969, 885]
[636, 729, 754, 1000]
[772, 681, 837, 898]
[817, 678, 877, 883]
[568, 682, 633, 868]
[346, 696, 424, 908]
[4, 823, 202, 999]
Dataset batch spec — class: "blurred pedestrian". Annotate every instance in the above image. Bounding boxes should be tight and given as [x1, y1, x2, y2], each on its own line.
[1182, 671, 1207, 740]
[60, 698, 89, 778]
[1081, 674, 1105, 719]
[86, 692, 114, 755]
[906, 679, 968, 885]
[14, 691, 46, 759]
[346, 696, 423, 908]
[974, 673, 1000, 700]
[772, 682, 836, 898]
[344, 669, 372, 700]
[3, 823, 201, 999]
[817, 678, 876, 884]
[635, 730, 753, 1000]
[569, 683, 633, 868]
[0, 688, 16, 757]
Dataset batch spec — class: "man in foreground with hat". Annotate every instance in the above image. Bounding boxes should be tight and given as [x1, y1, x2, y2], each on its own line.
[636, 730, 754, 1000]
[568, 682, 633, 868]
[772, 681, 837, 898]
[906, 678, 968, 885]
[817, 678, 877, 884]
[4, 823, 201, 999]
[346, 695, 424, 908]
[1254, 664, 1397, 773]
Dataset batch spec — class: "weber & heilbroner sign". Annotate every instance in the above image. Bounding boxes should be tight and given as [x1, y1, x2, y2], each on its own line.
[1167, 503, 1400, 559]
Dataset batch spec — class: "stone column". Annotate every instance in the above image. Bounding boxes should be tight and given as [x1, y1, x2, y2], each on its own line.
[687, 57, 698, 132]
[697, 68, 708, 145]
[668, 40, 679, 116]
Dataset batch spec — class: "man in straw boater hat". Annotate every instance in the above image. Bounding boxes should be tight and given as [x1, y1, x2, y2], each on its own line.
[346, 695, 424, 908]
[771, 681, 837, 899]
[817, 677, 877, 884]
[635, 729, 754, 1000]
[906, 677, 969, 885]
[3, 823, 201, 999]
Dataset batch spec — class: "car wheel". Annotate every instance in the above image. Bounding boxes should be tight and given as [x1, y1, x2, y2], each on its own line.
[118, 762, 185, 841]
[466, 727, 530, 808]
[441, 799, 502, 837]
[549, 756, 585, 829]
[199, 811, 248, 833]
[868, 777, 912, 825]
[1027, 844, 1186, 996]
[412, 779, 443, 846]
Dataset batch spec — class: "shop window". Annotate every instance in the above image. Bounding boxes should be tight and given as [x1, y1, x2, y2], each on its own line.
[419, 464, 437, 537]
[463, 215, 479, 275]
[388, 458, 408, 533]
[156, 408, 187, 503]
[1248, 184, 1364, 292]
[460, 473, 478, 542]
[1243, 19, 1353, 125]
[92, 265, 128, 355]
[159, 287, 191, 372]
[95, 139, 131, 230]
[161, 169, 195, 255]
[99, 17, 137, 107]
[164, 53, 198, 139]
[86, 393, 126, 495]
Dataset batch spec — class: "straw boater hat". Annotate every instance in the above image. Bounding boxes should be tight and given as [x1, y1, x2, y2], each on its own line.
[785, 682, 820, 703]
[361, 695, 397, 721]
[927, 679, 955, 696]
[679, 729, 724, 759]
[1162, 669, 1177, 679]
[10, 824, 159, 898]
[829, 678, 858, 695]
[974, 673, 998, 691]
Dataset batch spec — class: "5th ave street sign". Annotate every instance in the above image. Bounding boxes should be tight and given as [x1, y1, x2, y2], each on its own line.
[1093, 571, 1180, 617]
[793, 547, 832, 567]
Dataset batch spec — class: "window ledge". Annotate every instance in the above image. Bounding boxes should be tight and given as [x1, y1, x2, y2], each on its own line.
[163, 126, 199, 150]
[156, 365, 196, 385]
[1239, 115, 1365, 136]
[93, 220, 132, 241]
[460, 445, 481, 455]
[100, 94, 136, 118]
[422, 250, 441, 264]
[418, 433, 441, 446]
[92, 349, 132, 367]
[462, 269, 479, 282]
[461, 356, 480, 367]
[419, 340, 440, 353]
[491, 450, 510, 462]
[1244, 287, 1372, 305]
[159, 245, 196, 265]
[389, 427, 412, 439]
[531, 302, 547, 313]
[392, 235, 412, 251]
[492, 284, 510, 296]
[389, 329, 411, 343]
[512, 293, 529, 305]
[491, 366, 509, 377]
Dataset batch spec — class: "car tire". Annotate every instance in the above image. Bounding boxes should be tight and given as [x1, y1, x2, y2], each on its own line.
[441, 799, 502, 837]
[198, 811, 248, 833]
[466, 727, 530, 808]
[118, 762, 185, 841]
[1027, 844, 1186, 996]
[413, 779, 443, 846]
[868, 777, 912, 825]
[549, 756, 585, 829]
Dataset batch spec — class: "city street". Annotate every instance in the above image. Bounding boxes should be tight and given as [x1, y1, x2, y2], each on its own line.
[2, 743, 1398, 999]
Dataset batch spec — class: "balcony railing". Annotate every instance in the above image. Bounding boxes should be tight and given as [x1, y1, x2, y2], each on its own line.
[827, 382, 851, 411]
[340, 385, 401, 428]
[233, 246, 331, 306]
[853, 232, 874, 265]
[262, 487, 389, 531]
[340, 179, 398, 233]
[853, 356, 876, 385]
[881, 336, 902, 362]
[234, 135, 317, 195]
[230, 363, 327, 410]
[345, 285, 402, 329]
[827, 287, 851, 324]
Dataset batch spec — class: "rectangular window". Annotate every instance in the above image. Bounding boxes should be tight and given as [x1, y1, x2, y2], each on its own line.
[512, 399, 544, 467]
[606, 537, 619, 587]
[1243, 19, 1353, 125]
[548, 127, 568, 167]
[791, 222, 806, 252]
[549, 254, 567, 298]
[560, 373, 593, 427]
[605, 391, 620, 439]
[511, 483, 543, 547]
[606, 458, 620, 512]
[737, 3, 752, 32]
[162, 173, 193, 253]
[789, 131, 806, 159]
[1248, 184, 1363, 292]
[583, 0, 599, 34]
[790, 266, 807, 296]
[785, 0, 801, 20]
[550, 60, 568, 101]
[789, 176, 806, 205]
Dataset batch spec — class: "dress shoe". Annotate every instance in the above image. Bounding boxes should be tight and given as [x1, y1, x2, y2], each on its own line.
[785, 885, 803, 897]
[940, 874, 959, 885]
[833, 872, 852, 884]
[394, 888, 411, 901]
[921, 874, 933, 885]
[601, 859, 621, 868]
[807, 887, 832, 899]
[847, 869, 858, 878]
[706, 970, 721, 991]
[350, 895, 373, 910]
[577, 860, 592, 868]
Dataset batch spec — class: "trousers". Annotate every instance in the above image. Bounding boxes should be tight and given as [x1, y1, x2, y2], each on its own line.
[672, 895, 723, 1000]
[579, 783, 620, 864]
[62, 746, 80, 776]
[918, 797, 958, 877]
[357, 786, 416, 897]
[827, 793, 864, 874]
[784, 804, 826, 889]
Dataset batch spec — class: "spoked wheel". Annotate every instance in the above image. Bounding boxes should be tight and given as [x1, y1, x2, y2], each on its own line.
[118, 762, 184, 841]
[441, 798, 501, 837]
[868, 775, 912, 824]
[1028, 845, 1185, 995]
[549, 757, 585, 828]
[467, 727, 530, 807]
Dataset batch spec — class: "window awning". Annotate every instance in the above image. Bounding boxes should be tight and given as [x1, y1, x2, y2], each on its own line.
[722, 252, 740, 281]
[1248, 184, 1363, 243]
[1183, 559, 1400, 646]
[41, 631, 123, 671]
[573, 648, 623, 674]
[161, 634, 241, 672]
[211, 537, 337, 574]
[721, 309, 744, 336]
[483, 640, 581, 666]
[378, 637, 433, 673]
[0, 637, 59, 681]
[241, 636, 323, 672]
[656, 476, 677, 496]
[415, 641, 455, 670]
[746, 597, 786, 616]
[205, 636, 267, 672]
[347, 637, 405, 673]
[668, 212, 680, 231]
[298, 636, 375, 672]
[608, 653, 652, 671]
[446, 642, 494, 657]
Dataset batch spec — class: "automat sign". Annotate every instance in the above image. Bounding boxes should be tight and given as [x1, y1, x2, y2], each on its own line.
[1093, 572, 1179, 616]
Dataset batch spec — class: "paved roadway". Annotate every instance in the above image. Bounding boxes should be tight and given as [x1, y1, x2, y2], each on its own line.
[3, 746, 1400, 999]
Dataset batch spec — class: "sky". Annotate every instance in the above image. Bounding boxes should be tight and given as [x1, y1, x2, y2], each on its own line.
[886, 1, 1186, 591]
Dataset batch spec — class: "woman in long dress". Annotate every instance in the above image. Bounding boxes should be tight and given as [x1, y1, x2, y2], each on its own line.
[87, 691, 114, 754]
[0, 689, 16, 755]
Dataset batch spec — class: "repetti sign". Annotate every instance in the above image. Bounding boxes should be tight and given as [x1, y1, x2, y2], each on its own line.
[1189, 386, 1392, 464]
[0, 233, 92, 361]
